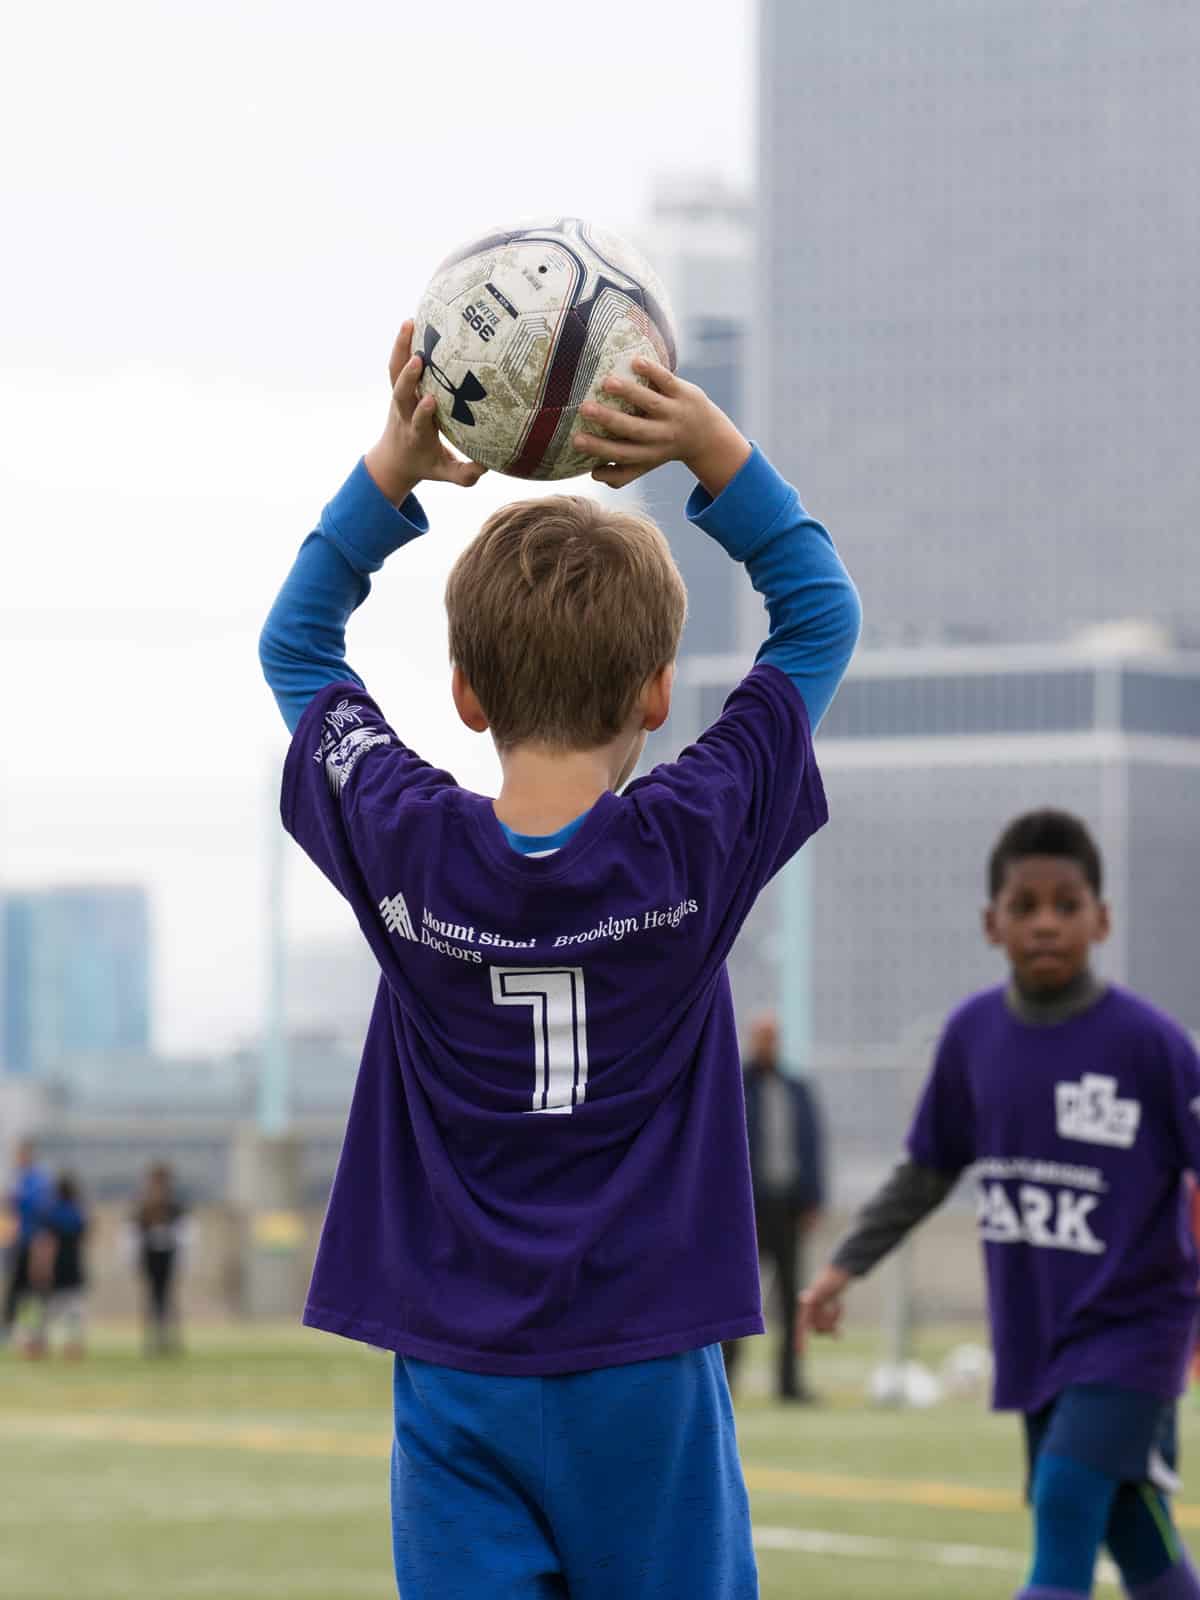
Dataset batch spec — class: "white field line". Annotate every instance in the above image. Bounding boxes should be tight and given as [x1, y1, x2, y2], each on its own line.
[0, 1410, 1142, 1590]
[754, 1526, 1119, 1588]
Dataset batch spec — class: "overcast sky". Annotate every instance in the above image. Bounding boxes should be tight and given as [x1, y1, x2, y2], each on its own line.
[2, 0, 755, 1053]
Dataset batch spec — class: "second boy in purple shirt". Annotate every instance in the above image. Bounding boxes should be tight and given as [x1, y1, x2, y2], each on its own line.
[804, 808, 1200, 1600]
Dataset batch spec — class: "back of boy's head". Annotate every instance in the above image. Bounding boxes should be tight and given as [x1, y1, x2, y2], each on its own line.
[987, 808, 1103, 898]
[445, 495, 687, 751]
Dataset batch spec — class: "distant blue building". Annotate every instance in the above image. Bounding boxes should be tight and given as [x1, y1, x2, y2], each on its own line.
[2, 886, 150, 1076]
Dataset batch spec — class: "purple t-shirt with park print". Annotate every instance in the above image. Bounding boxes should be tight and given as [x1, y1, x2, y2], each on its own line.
[282, 663, 827, 1376]
[908, 986, 1200, 1412]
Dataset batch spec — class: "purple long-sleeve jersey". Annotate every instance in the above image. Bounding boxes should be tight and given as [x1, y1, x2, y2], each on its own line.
[283, 665, 826, 1375]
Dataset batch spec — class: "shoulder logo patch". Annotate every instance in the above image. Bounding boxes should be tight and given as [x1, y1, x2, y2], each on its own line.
[325, 727, 390, 794]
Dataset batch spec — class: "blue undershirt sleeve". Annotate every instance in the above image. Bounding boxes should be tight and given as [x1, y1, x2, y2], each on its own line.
[259, 460, 429, 732]
[686, 446, 861, 728]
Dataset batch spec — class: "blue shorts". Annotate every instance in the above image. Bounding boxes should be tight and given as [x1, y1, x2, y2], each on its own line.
[390, 1343, 757, 1599]
[1023, 1384, 1180, 1497]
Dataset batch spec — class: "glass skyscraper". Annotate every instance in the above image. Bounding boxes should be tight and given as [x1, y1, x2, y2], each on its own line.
[743, 1, 1200, 1058]
[2, 885, 151, 1075]
[756, 0, 1200, 645]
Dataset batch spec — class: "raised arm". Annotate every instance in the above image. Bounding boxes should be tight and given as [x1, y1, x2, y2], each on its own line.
[686, 451, 860, 728]
[572, 359, 860, 728]
[259, 473, 424, 731]
[259, 322, 485, 732]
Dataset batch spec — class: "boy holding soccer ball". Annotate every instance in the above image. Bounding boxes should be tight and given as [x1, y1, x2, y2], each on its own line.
[260, 321, 860, 1597]
[803, 810, 1200, 1600]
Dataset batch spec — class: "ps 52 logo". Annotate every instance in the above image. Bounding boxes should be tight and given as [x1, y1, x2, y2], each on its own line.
[1055, 1074, 1141, 1149]
[422, 324, 487, 426]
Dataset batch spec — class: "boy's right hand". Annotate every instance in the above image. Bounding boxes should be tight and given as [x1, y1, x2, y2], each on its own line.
[363, 320, 488, 507]
[573, 358, 751, 499]
[798, 1264, 851, 1345]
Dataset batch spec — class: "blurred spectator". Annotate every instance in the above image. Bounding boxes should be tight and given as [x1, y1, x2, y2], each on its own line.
[724, 1014, 826, 1402]
[2, 1138, 52, 1345]
[27, 1173, 89, 1359]
[130, 1163, 189, 1355]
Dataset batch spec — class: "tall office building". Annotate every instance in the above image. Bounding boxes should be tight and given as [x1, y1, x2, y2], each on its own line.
[2, 886, 151, 1075]
[682, 631, 1200, 1050]
[757, 1, 1200, 644]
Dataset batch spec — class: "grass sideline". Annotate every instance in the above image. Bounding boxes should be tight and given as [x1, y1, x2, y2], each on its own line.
[2, 1322, 1193, 1598]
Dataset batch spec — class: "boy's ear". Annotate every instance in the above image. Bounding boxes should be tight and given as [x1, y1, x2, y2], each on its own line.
[1094, 900, 1112, 945]
[451, 666, 490, 734]
[640, 663, 674, 733]
[983, 904, 1002, 946]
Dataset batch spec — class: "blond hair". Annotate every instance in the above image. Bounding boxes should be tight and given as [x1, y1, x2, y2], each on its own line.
[445, 495, 687, 750]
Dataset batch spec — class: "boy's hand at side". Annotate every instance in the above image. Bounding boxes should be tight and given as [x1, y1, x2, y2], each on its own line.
[363, 320, 488, 507]
[798, 1264, 851, 1345]
[573, 358, 752, 499]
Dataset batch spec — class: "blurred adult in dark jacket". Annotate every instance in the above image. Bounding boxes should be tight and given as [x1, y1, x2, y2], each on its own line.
[724, 1014, 826, 1401]
[130, 1163, 189, 1355]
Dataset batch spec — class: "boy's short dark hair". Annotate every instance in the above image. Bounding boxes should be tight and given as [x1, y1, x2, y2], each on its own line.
[445, 495, 687, 751]
[988, 808, 1103, 898]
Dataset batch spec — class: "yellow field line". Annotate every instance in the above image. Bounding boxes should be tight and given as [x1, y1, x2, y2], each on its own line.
[8, 1413, 1200, 1529]
[745, 1465, 1200, 1529]
[744, 1464, 1020, 1513]
[3, 1413, 385, 1460]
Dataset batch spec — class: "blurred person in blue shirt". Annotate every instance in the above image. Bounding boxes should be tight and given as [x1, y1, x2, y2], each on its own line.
[27, 1173, 89, 1359]
[2, 1138, 52, 1344]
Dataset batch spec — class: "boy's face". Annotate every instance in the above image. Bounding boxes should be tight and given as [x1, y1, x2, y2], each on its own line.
[984, 855, 1109, 994]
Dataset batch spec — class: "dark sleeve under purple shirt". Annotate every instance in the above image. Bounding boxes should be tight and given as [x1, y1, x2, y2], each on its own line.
[279, 512, 831, 1375]
[907, 985, 1200, 1413]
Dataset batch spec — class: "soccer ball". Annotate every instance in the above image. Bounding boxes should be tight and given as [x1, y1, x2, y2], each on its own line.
[414, 217, 677, 480]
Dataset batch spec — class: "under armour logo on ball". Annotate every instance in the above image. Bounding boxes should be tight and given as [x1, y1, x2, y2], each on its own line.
[421, 325, 488, 427]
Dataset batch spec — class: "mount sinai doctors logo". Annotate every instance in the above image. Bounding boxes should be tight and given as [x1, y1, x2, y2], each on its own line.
[379, 891, 417, 942]
[1055, 1073, 1141, 1149]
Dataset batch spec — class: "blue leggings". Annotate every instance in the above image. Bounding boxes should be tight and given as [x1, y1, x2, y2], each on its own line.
[1022, 1385, 1196, 1597]
[1028, 1454, 1185, 1592]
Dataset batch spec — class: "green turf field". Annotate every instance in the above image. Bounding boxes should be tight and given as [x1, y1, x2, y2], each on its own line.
[2, 1322, 1192, 1598]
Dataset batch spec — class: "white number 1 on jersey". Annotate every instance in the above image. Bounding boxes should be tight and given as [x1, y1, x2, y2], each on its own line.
[490, 965, 589, 1114]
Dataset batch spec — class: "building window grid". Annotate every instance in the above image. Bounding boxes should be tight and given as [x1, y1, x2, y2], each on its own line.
[1120, 671, 1200, 738]
[695, 668, 1200, 743]
[819, 668, 1097, 740]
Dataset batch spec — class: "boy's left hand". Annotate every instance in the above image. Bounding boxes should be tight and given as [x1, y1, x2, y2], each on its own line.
[364, 320, 488, 506]
[571, 358, 750, 498]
